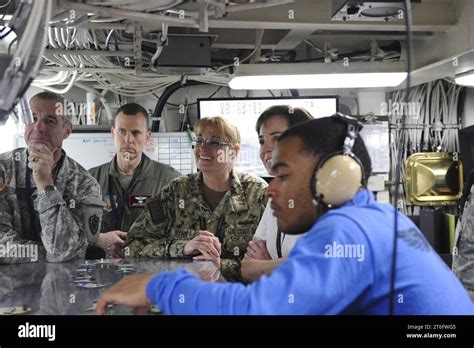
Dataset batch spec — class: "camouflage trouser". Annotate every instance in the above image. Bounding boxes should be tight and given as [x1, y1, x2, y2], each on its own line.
[452, 191, 474, 301]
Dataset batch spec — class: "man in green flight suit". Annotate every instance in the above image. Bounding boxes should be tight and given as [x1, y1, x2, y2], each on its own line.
[88, 103, 181, 259]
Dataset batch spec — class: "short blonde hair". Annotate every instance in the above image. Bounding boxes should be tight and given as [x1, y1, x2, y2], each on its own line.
[194, 117, 241, 145]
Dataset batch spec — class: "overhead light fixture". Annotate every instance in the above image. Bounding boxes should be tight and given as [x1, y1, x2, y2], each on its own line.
[331, 0, 421, 22]
[229, 62, 407, 90]
[454, 70, 474, 86]
[230, 72, 407, 89]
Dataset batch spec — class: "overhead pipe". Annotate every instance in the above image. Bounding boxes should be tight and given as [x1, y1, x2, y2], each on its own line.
[151, 80, 204, 132]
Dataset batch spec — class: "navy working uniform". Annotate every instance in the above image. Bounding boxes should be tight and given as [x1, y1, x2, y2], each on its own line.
[124, 170, 267, 281]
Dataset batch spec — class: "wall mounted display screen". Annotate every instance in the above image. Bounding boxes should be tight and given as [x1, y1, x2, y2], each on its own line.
[198, 97, 338, 177]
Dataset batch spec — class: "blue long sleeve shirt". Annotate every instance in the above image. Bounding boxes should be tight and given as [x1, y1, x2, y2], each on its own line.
[146, 190, 474, 315]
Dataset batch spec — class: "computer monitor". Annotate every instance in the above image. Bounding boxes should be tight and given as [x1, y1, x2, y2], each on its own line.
[197, 96, 338, 177]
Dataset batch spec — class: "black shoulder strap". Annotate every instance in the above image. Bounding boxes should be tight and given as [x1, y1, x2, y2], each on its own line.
[276, 230, 283, 258]
[464, 170, 474, 195]
[458, 169, 474, 217]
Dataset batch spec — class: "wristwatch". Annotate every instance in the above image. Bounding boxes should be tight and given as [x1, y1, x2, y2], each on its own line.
[37, 185, 57, 196]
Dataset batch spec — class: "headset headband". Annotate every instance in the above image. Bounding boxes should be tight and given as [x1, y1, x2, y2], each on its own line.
[311, 113, 365, 208]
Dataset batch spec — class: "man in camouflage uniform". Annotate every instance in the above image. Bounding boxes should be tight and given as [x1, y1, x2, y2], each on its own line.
[124, 170, 267, 281]
[453, 172, 474, 300]
[88, 103, 180, 259]
[0, 92, 104, 263]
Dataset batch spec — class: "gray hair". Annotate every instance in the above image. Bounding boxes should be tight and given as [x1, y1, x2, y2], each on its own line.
[30, 91, 71, 127]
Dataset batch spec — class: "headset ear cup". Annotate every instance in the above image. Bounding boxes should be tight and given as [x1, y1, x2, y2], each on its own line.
[315, 154, 363, 206]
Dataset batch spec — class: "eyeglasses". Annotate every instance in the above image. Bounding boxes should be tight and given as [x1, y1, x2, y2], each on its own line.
[195, 136, 231, 148]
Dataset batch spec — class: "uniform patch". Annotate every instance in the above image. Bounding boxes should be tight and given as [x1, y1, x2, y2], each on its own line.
[89, 215, 100, 235]
[148, 199, 166, 225]
[129, 194, 151, 208]
[0, 182, 5, 192]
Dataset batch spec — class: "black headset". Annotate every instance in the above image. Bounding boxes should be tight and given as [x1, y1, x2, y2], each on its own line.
[310, 113, 366, 208]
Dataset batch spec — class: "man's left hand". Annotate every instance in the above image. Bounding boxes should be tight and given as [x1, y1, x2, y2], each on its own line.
[96, 274, 154, 315]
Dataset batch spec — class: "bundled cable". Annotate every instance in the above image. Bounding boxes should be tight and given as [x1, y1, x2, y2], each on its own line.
[388, 79, 463, 213]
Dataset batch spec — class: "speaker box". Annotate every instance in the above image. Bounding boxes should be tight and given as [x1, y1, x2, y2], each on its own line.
[405, 152, 463, 205]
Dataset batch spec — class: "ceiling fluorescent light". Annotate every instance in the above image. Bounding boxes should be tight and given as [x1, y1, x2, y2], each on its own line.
[229, 62, 407, 90]
[230, 72, 407, 89]
[454, 70, 474, 86]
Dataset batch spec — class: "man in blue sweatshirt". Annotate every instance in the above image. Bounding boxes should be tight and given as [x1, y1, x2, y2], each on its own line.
[96, 115, 473, 315]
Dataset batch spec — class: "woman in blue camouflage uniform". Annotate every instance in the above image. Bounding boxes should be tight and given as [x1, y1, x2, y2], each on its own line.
[124, 117, 267, 281]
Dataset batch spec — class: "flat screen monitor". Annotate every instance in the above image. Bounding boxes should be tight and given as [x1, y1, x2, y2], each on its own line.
[197, 96, 338, 177]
